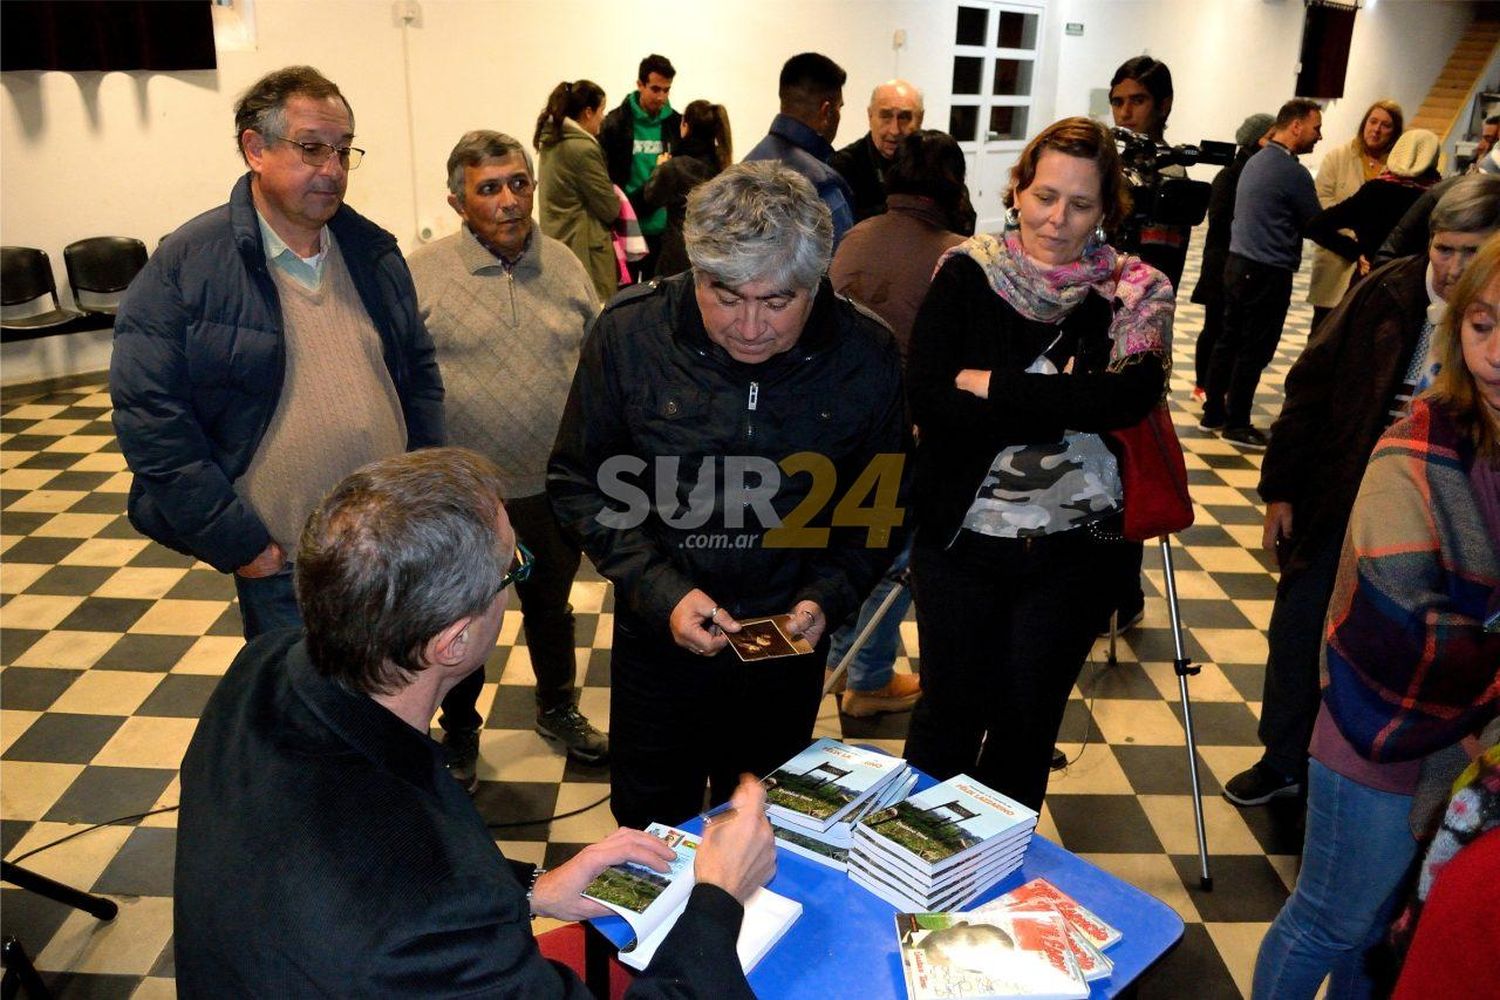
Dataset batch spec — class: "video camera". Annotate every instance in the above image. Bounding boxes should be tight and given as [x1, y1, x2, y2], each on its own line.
[1110, 127, 1236, 239]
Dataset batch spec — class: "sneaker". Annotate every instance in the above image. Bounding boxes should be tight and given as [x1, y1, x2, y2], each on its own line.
[442, 726, 481, 794]
[1197, 413, 1226, 433]
[841, 673, 922, 718]
[536, 704, 610, 765]
[1191, 385, 1206, 402]
[1222, 425, 1270, 451]
[1223, 761, 1302, 806]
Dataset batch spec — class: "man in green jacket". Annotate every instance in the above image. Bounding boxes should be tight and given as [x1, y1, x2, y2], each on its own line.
[601, 53, 680, 281]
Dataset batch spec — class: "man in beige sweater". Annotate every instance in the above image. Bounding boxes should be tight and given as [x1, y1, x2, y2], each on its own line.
[111, 66, 444, 641]
[408, 131, 607, 786]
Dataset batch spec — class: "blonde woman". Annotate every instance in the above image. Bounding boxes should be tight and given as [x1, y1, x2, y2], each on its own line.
[1308, 99, 1403, 330]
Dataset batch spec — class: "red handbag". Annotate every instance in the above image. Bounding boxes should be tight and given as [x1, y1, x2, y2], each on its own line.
[1108, 401, 1194, 541]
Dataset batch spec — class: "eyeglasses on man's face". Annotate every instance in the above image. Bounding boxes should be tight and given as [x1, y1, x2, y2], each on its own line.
[491, 540, 534, 601]
[269, 135, 365, 170]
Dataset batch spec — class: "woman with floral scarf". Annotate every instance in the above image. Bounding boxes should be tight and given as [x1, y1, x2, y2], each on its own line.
[902, 117, 1176, 811]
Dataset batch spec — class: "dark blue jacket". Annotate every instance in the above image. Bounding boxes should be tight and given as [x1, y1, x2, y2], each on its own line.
[110, 174, 445, 573]
[744, 114, 855, 245]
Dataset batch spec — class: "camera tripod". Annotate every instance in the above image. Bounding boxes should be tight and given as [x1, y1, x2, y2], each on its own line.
[2, 861, 118, 999]
[821, 535, 1213, 891]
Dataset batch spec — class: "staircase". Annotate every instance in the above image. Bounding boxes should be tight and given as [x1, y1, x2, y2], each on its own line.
[1409, 9, 1500, 136]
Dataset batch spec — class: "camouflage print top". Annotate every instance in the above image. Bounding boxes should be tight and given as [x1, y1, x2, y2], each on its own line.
[961, 342, 1121, 538]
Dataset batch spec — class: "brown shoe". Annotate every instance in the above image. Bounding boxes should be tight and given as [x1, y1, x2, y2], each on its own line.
[840, 673, 921, 718]
[823, 667, 847, 695]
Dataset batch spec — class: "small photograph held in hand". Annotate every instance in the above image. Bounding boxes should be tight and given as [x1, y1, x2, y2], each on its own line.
[728, 616, 814, 661]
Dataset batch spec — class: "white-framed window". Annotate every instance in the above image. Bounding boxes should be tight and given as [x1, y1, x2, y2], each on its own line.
[948, 0, 1046, 232]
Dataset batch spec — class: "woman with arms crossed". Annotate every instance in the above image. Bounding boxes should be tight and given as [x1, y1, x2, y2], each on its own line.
[902, 118, 1175, 811]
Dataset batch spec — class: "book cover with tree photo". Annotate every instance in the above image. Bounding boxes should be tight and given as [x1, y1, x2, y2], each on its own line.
[765, 738, 901, 824]
[583, 823, 698, 914]
[584, 864, 674, 914]
[859, 776, 1036, 871]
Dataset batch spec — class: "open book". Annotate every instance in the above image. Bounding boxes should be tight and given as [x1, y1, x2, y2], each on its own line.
[583, 822, 802, 972]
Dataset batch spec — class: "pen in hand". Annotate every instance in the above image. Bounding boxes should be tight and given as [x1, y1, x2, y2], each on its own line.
[700, 775, 775, 827]
[699, 800, 738, 828]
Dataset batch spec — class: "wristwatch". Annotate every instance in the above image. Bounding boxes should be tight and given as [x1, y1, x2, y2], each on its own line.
[526, 864, 548, 919]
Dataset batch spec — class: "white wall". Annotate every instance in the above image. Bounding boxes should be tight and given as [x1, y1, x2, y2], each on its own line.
[0, 0, 1476, 386]
[1052, 0, 1473, 180]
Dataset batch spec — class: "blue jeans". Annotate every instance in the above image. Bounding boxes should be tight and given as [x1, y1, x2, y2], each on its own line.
[1252, 759, 1418, 1000]
[827, 542, 911, 692]
[233, 564, 302, 640]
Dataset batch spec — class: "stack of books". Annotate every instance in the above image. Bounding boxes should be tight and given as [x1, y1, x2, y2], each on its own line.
[848, 774, 1038, 912]
[765, 738, 914, 872]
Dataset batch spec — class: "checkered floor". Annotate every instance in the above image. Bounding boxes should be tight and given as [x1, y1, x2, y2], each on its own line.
[1, 236, 1318, 998]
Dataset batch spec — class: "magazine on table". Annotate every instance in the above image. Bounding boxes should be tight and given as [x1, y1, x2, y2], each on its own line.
[974, 900, 1113, 983]
[764, 737, 909, 832]
[896, 909, 1090, 1000]
[981, 878, 1122, 951]
[856, 774, 1038, 877]
[583, 822, 802, 972]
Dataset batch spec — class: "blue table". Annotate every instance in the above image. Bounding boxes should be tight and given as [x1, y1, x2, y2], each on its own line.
[589, 785, 1183, 998]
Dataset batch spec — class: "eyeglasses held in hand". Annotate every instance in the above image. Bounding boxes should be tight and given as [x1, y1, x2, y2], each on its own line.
[269, 135, 366, 169]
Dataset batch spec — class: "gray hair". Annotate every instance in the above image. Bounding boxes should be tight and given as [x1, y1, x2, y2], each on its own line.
[869, 79, 924, 113]
[685, 161, 833, 290]
[233, 66, 354, 165]
[1431, 175, 1500, 235]
[296, 448, 509, 695]
[446, 130, 532, 203]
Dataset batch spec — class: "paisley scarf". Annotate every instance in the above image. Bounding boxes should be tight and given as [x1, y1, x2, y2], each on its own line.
[938, 228, 1175, 371]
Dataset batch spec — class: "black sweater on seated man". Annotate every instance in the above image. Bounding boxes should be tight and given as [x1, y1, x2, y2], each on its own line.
[174, 631, 752, 998]
[173, 447, 763, 998]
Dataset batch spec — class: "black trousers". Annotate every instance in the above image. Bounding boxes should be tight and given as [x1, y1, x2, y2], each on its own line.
[904, 529, 1122, 812]
[1204, 254, 1294, 428]
[608, 612, 826, 830]
[438, 492, 581, 732]
[1258, 528, 1345, 778]
[1193, 297, 1224, 391]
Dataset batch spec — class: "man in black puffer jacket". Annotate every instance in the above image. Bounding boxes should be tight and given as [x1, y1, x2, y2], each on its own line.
[110, 66, 443, 640]
[549, 162, 906, 830]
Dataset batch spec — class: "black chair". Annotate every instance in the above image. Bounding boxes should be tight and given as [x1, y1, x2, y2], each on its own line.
[1, 246, 84, 339]
[63, 236, 148, 317]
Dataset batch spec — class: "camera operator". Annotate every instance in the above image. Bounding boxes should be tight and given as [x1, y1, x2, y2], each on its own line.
[1098, 56, 1186, 635]
[1108, 57, 1191, 290]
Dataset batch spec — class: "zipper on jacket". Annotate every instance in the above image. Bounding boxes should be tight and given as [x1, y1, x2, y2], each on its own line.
[745, 381, 759, 443]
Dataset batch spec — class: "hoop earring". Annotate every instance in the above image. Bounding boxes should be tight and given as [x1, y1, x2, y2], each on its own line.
[1091, 223, 1107, 247]
[1004, 206, 1020, 228]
